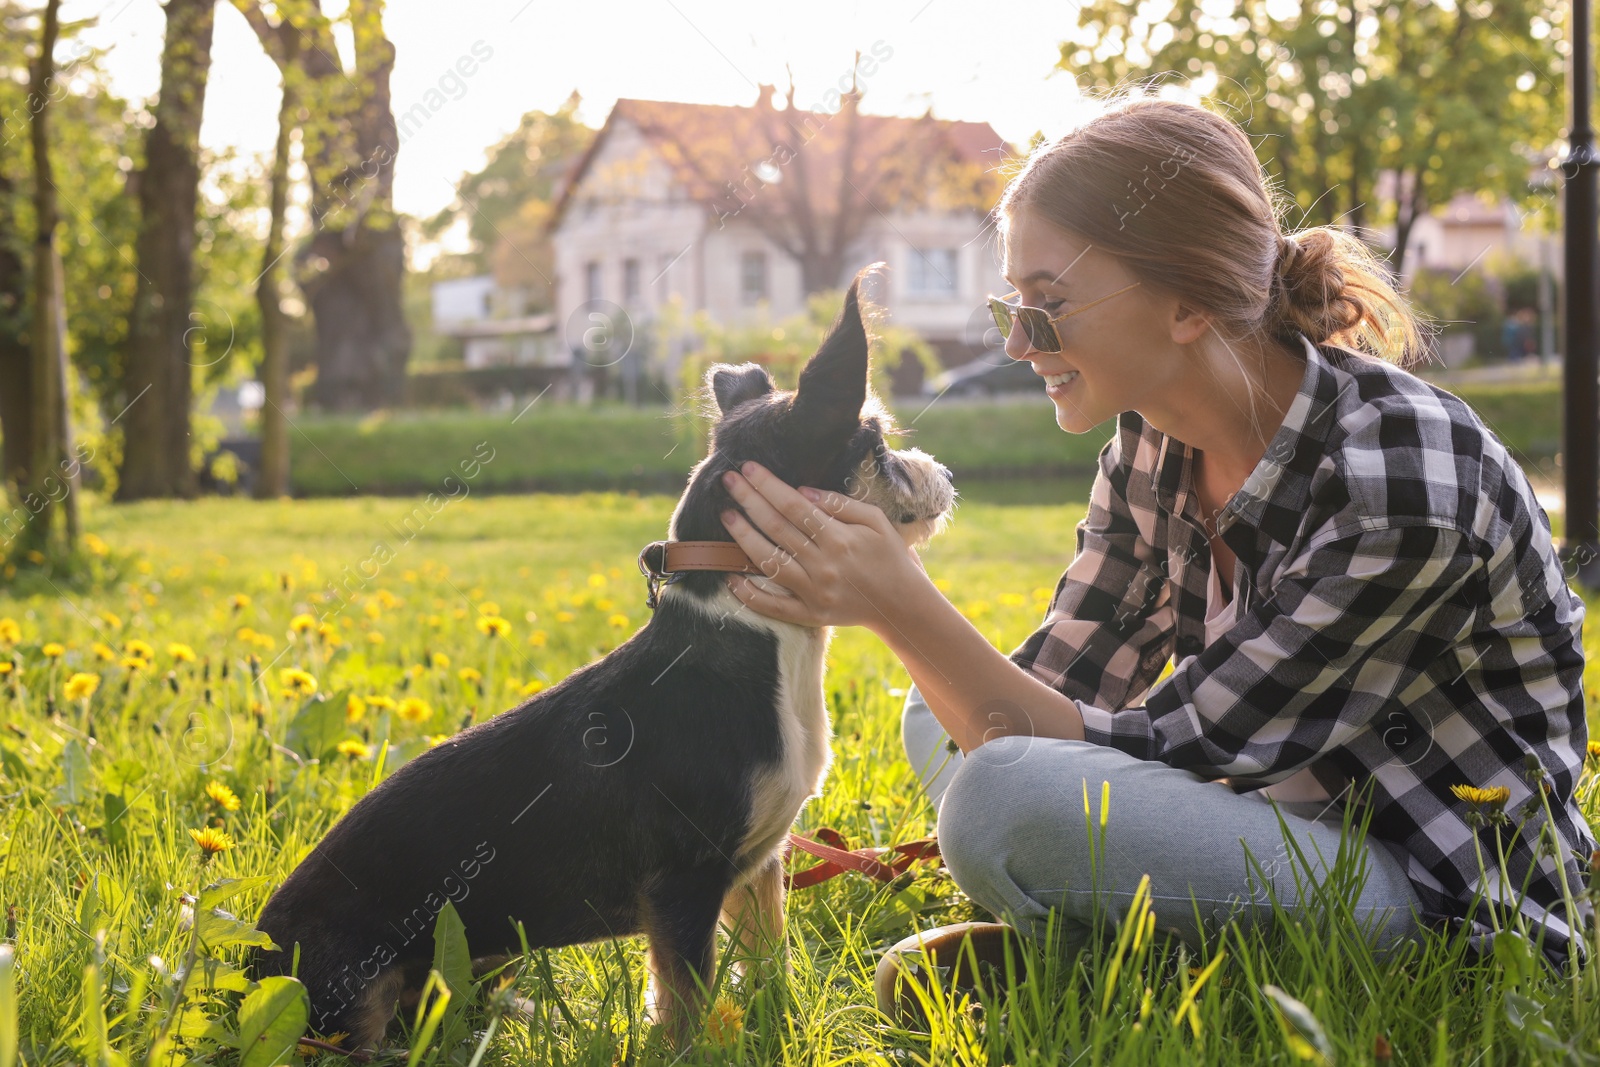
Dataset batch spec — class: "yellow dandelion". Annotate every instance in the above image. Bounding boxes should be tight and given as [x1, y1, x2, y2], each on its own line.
[236, 626, 259, 644]
[363, 599, 382, 620]
[555, 611, 575, 624]
[251, 631, 276, 649]
[704, 996, 744, 1047]
[41, 642, 64, 659]
[376, 589, 401, 609]
[0, 619, 18, 645]
[205, 780, 241, 812]
[478, 601, 501, 617]
[316, 622, 340, 645]
[278, 667, 317, 697]
[607, 614, 629, 629]
[458, 667, 482, 683]
[124, 638, 154, 660]
[336, 739, 372, 759]
[427, 614, 444, 628]
[1450, 784, 1512, 808]
[476, 615, 510, 638]
[167, 642, 196, 663]
[83, 532, 109, 557]
[97, 610, 121, 630]
[432, 652, 450, 669]
[406, 663, 427, 679]
[92, 642, 115, 661]
[120, 656, 149, 672]
[366, 631, 385, 645]
[24, 550, 42, 565]
[1588, 741, 1600, 761]
[230, 593, 251, 611]
[346, 695, 367, 723]
[64, 673, 100, 701]
[289, 613, 316, 634]
[425, 734, 450, 747]
[398, 697, 432, 723]
[0, 662, 14, 675]
[366, 694, 397, 712]
[189, 826, 235, 858]
[529, 630, 548, 647]
[520, 679, 546, 697]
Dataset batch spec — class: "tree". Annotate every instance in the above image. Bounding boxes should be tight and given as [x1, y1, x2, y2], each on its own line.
[236, 0, 410, 413]
[22, 0, 77, 553]
[425, 89, 594, 295]
[1060, 0, 1562, 277]
[116, 0, 216, 501]
[726, 67, 991, 296]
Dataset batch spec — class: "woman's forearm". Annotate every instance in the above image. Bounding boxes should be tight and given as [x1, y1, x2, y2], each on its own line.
[873, 574, 1086, 753]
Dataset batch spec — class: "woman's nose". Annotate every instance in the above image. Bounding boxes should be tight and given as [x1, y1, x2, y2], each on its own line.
[1003, 315, 1037, 362]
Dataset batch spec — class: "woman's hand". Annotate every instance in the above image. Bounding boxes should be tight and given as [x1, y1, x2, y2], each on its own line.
[718, 460, 929, 631]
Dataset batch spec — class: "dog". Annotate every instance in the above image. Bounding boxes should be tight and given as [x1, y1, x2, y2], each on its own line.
[246, 266, 957, 1050]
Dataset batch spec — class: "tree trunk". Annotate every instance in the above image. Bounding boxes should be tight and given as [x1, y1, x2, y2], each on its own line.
[23, 0, 74, 556]
[117, 0, 216, 502]
[0, 167, 33, 496]
[301, 0, 410, 412]
[1392, 168, 1424, 281]
[255, 47, 296, 499]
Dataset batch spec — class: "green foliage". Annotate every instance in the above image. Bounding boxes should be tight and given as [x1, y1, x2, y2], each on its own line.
[1407, 264, 1505, 362]
[1061, 0, 1563, 243]
[424, 90, 595, 271]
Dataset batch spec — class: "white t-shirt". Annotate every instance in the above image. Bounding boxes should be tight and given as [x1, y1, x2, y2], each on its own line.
[1205, 558, 1332, 804]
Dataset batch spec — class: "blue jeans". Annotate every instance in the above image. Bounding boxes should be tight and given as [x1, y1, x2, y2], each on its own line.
[902, 685, 1425, 961]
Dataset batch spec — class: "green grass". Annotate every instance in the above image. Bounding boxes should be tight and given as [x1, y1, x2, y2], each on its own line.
[284, 376, 1562, 498]
[0, 490, 1597, 1064]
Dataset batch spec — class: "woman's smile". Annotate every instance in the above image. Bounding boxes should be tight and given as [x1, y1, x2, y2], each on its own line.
[1041, 369, 1080, 394]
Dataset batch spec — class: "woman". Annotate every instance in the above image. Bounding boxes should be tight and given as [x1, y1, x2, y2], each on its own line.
[715, 97, 1594, 1005]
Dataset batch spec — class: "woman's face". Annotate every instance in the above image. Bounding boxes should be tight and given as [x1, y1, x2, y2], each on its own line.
[1000, 210, 1187, 434]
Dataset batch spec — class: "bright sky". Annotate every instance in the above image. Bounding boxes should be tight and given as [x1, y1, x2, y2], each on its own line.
[66, 0, 1102, 234]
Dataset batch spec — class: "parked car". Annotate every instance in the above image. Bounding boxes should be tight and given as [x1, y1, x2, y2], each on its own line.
[924, 351, 1042, 397]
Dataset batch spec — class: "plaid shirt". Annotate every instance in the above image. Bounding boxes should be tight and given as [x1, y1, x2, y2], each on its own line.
[1009, 334, 1595, 970]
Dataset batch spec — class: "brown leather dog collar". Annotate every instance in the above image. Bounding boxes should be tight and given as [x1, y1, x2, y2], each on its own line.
[638, 540, 763, 609]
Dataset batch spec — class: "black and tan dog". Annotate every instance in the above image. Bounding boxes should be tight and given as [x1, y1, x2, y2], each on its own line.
[246, 267, 956, 1050]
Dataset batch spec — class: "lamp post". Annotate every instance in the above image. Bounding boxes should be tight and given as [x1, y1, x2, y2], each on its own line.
[1563, 0, 1600, 588]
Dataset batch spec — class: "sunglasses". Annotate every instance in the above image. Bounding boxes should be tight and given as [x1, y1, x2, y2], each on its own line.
[986, 281, 1143, 354]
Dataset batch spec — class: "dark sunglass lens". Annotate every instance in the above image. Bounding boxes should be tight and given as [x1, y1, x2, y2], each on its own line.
[1018, 307, 1061, 352]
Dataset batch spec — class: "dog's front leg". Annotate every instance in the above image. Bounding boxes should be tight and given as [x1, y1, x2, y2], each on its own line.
[642, 871, 726, 1048]
[720, 852, 787, 986]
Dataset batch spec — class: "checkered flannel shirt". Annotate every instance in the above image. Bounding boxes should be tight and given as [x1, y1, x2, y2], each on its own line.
[1008, 333, 1595, 970]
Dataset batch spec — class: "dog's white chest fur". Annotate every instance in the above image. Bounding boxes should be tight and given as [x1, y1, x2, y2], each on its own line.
[667, 582, 833, 868]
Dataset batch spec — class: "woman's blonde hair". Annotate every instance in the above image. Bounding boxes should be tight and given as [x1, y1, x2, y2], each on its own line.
[996, 96, 1428, 368]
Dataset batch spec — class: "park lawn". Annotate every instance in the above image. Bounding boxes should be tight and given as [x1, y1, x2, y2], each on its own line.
[0, 489, 1595, 1064]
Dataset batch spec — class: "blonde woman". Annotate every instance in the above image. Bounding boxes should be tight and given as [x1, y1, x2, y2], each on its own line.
[716, 97, 1593, 1012]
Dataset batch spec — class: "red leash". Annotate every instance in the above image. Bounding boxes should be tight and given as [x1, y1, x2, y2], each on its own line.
[785, 829, 941, 889]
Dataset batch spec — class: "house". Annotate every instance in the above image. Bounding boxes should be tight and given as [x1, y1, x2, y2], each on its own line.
[544, 91, 1012, 389]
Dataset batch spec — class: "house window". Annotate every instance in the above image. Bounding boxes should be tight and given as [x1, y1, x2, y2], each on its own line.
[584, 260, 602, 303]
[623, 257, 641, 304]
[907, 248, 958, 296]
[740, 251, 768, 304]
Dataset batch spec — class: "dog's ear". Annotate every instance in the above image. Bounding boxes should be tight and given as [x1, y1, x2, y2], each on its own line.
[791, 273, 870, 441]
[708, 363, 774, 414]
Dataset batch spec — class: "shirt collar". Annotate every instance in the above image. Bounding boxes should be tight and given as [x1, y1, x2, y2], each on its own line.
[1150, 332, 1345, 548]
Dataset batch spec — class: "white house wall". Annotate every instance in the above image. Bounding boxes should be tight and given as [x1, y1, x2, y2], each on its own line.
[552, 116, 709, 362]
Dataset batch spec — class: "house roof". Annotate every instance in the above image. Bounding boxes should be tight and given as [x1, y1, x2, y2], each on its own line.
[547, 92, 1011, 232]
